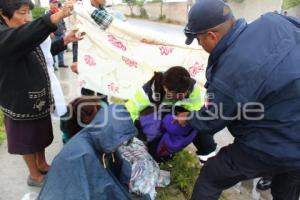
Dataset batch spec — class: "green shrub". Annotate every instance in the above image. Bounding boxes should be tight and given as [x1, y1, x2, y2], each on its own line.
[139, 8, 148, 19]
[158, 15, 166, 21]
[282, 0, 300, 9]
[32, 6, 47, 20]
[158, 150, 201, 199]
[157, 150, 228, 200]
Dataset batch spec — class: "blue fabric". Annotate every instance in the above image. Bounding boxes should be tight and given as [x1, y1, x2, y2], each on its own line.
[158, 114, 197, 156]
[57, 50, 64, 65]
[184, 0, 233, 44]
[38, 104, 137, 200]
[139, 113, 197, 156]
[139, 113, 162, 142]
[53, 35, 64, 65]
[46, 10, 66, 36]
[187, 0, 233, 33]
[54, 19, 66, 37]
[189, 13, 300, 167]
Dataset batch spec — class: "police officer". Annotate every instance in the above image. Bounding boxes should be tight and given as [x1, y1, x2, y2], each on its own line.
[176, 0, 300, 199]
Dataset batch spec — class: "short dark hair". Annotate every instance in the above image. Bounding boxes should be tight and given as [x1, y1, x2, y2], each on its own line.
[163, 66, 192, 93]
[60, 97, 102, 139]
[0, 0, 34, 19]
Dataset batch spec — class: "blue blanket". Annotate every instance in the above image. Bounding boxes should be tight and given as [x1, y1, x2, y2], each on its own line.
[38, 104, 137, 200]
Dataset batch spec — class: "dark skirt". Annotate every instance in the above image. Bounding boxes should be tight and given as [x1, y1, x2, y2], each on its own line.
[4, 115, 53, 155]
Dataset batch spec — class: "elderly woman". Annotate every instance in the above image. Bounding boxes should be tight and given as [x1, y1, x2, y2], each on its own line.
[0, 0, 79, 187]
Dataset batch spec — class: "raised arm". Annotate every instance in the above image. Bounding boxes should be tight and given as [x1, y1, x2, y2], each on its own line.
[0, 1, 75, 58]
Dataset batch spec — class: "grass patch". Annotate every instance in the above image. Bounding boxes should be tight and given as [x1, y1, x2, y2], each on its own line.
[282, 0, 300, 9]
[0, 112, 5, 145]
[157, 150, 201, 200]
[156, 150, 228, 200]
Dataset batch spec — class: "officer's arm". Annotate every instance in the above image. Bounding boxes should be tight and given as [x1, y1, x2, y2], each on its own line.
[188, 86, 237, 135]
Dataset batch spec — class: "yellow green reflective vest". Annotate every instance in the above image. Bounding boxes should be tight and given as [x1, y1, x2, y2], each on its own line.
[125, 83, 203, 121]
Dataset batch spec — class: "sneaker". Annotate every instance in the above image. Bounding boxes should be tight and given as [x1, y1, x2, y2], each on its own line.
[27, 175, 44, 187]
[58, 64, 68, 68]
[197, 150, 217, 165]
[256, 176, 272, 191]
[53, 65, 58, 71]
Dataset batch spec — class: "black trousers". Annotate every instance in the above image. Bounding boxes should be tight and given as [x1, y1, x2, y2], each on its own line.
[72, 42, 78, 63]
[191, 143, 300, 200]
[193, 133, 217, 156]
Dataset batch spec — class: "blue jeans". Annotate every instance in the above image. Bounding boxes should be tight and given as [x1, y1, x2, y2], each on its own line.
[54, 35, 65, 65]
[57, 51, 64, 65]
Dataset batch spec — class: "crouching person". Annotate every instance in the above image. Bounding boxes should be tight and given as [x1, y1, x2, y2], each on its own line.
[125, 66, 217, 163]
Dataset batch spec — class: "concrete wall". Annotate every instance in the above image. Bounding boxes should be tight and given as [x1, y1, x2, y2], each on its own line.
[163, 2, 189, 23]
[112, 0, 283, 24]
[113, 5, 140, 16]
[113, 2, 189, 24]
[226, 0, 283, 22]
[287, 5, 300, 17]
[143, 3, 162, 20]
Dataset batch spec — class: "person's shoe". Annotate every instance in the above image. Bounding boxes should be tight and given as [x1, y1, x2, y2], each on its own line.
[27, 175, 44, 187]
[197, 150, 217, 165]
[256, 176, 272, 191]
[58, 64, 68, 68]
[53, 64, 58, 71]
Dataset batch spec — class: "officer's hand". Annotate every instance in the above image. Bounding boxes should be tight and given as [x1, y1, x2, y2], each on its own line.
[172, 112, 189, 127]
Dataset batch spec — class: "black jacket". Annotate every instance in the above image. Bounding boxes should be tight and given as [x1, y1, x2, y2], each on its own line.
[47, 10, 66, 36]
[0, 14, 65, 120]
